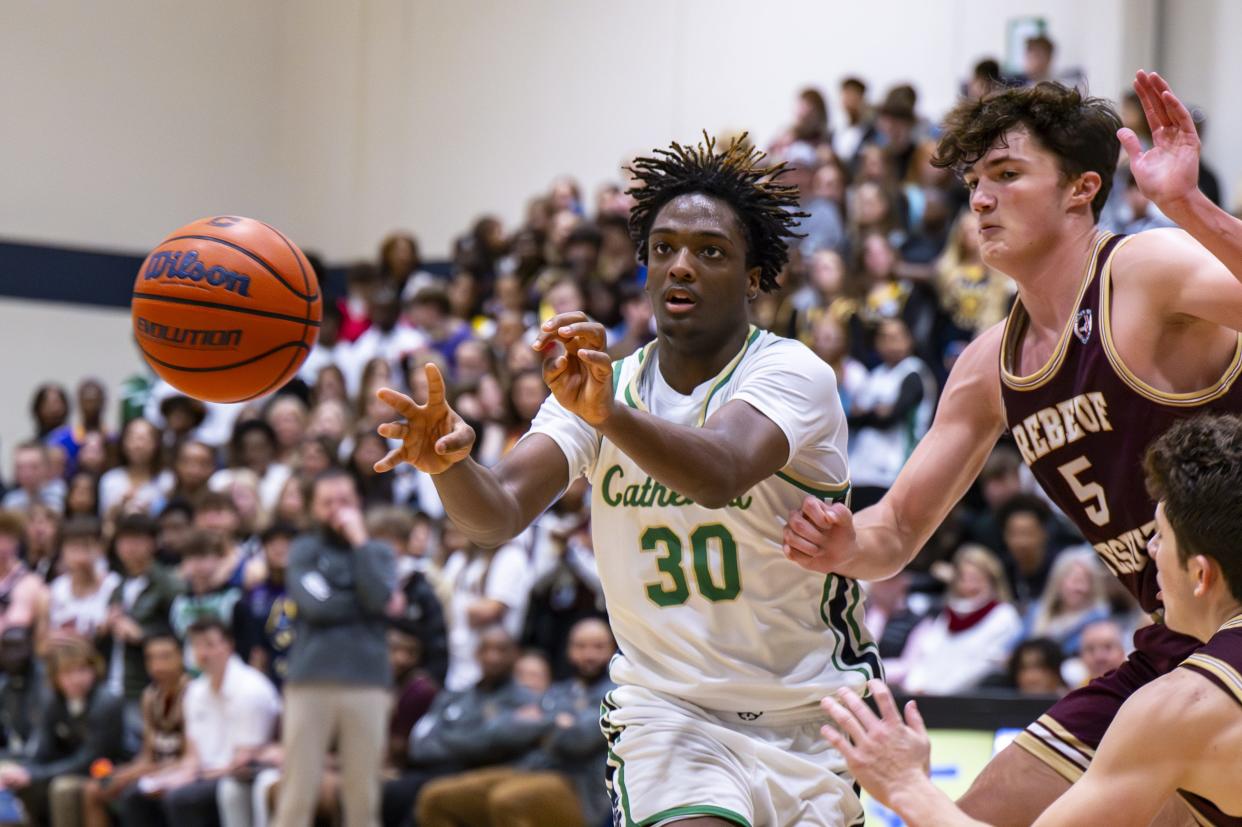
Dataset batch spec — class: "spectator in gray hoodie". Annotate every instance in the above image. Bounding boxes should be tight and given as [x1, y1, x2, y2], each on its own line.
[416, 618, 617, 827]
[272, 468, 397, 827]
[380, 625, 536, 827]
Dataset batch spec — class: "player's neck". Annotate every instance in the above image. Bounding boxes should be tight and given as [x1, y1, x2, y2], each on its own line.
[656, 324, 751, 395]
[1008, 224, 1101, 335]
[1199, 598, 1242, 641]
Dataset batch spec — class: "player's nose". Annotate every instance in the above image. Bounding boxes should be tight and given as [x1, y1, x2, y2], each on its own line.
[970, 182, 996, 213]
[668, 247, 697, 282]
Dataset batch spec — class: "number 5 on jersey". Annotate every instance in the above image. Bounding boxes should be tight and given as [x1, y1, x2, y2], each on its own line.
[641, 523, 740, 606]
[1057, 455, 1111, 527]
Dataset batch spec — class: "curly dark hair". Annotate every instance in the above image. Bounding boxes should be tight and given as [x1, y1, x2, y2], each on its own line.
[933, 82, 1121, 221]
[626, 133, 805, 292]
[1145, 414, 1242, 602]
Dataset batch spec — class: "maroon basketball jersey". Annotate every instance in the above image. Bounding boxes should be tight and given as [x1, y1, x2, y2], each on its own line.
[999, 232, 1242, 613]
[1177, 615, 1242, 825]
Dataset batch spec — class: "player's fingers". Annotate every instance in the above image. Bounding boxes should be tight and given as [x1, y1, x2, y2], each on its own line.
[424, 364, 447, 407]
[542, 311, 589, 335]
[1134, 70, 1171, 130]
[375, 387, 421, 419]
[558, 321, 608, 347]
[1161, 89, 1198, 136]
[376, 421, 409, 440]
[869, 679, 901, 722]
[542, 351, 571, 385]
[820, 724, 860, 764]
[904, 700, 927, 736]
[821, 696, 868, 744]
[373, 446, 405, 474]
[783, 529, 822, 559]
[436, 422, 474, 455]
[1117, 127, 1144, 160]
[577, 349, 612, 381]
[835, 687, 881, 732]
[782, 542, 823, 570]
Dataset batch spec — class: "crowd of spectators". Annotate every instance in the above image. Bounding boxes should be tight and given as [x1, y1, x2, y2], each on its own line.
[0, 33, 1230, 826]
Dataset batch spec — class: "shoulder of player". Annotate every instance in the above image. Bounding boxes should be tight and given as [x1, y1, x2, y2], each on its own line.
[1107, 668, 1227, 757]
[1111, 228, 1208, 293]
[745, 331, 834, 377]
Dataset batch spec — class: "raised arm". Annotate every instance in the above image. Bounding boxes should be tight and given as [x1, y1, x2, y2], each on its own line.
[1112, 71, 1242, 335]
[784, 324, 1007, 581]
[533, 312, 790, 509]
[373, 364, 569, 548]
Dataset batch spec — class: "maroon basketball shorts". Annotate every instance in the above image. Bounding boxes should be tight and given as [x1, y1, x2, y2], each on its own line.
[1015, 621, 1199, 780]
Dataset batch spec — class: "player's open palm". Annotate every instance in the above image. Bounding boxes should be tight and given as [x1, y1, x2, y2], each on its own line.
[372, 364, 475, 475]
[1120, 70, 1200, 207]
[534, 311, 615, 427]
[783, 495, 858, 575]
[821, 680, 931, 810]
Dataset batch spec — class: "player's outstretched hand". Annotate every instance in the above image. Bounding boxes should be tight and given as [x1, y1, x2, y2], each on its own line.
[372, 363, 476, 475]
[533, 311, 615, 427]
[820, 680, 930, 811]
[1120, 70, 1200, 209]
[783, 495, 857, 575]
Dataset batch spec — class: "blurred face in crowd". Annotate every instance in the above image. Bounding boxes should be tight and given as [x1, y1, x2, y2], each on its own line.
[384, 236, 419, 279]
[810, 315, 848, 365]
[477, 627, 520, 685]
[981, 467, 1021, 510]
[567, 619, 615, 683]
[77, 431, 109, 476]
[963, 127, 1092, 273]
[298, 438, 334, 481]
[510, 372, 548, 424]
[545, 280, 585, 317]
[66, 473, 97, 516]
[35, 387, 69, 433]
[116, 530, 156, 576]
[951, 560, 993, 602]
[311, 475, 360, 530]
[47, 444, 68, 482]
[1003, 511, 1048, 576]
[645, 193, 759, 352]
[862, 234, 897, 282]
[122, 419, 159, 470]
[159, 509, 192, 558]
[351, 433, 387, 478]
[268, 399, 307, 452]
[182, 552, 220, 593]
[24, 505, 58, 552]
[809, 250, 846, 296]
[449, 273, 477, 319]
[550, 178, 580, 213]
[0, 532, 18, 569]
[369, 289, 402, 333]
[276, 477, 307, 524]
[841, 83, 865, 121]
[1057, 560, 1096, 612]
[55, 660, 97, 702]
[230, 478, 261, 528]
[14, 446, 47, 491]
[1024, 41, 1053, 80]
[408, 518, 433, 559]
[1015, 647, 1063, 694]
[549, 210, 581, 253]
[455, 339, 491, 386]
[855, 182, 891, 227]
[189, 627, 233, 678]
[388, 630, 421, 678]
[875, 319, 914, 366]
[309, 401, 350, 443]
[144, 637, 184, 687]
[263, 534, 291, 572]
[513, 652, 552, 694]
[176, 442, 215, 491]
[195, 506, 240, 540]
[314, 367, 348, 405]
[241, 429, 276, 473]
[1080, 621, 1126, 679]
[812, 164, 845, 203]
[857, 145, 888, 183]
[62, 535, 100, 580]
[78, 381, 105, 423]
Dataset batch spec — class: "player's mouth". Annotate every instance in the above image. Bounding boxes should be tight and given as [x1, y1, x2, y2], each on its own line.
[663, 287, 698, 315]
[980, 222, 1002, 235]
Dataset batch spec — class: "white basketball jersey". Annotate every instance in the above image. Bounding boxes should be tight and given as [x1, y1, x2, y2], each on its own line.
[528, 327, 880, 712]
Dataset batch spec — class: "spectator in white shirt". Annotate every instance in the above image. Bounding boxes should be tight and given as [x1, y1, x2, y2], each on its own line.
[342, 286, 426, 398]
[42, 517, 119, 647]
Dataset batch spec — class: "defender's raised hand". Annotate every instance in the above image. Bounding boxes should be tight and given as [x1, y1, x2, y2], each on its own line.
[533, 311, 615, 427]
[372, 363, 475, 475]
[1120, 70, 1201, 209]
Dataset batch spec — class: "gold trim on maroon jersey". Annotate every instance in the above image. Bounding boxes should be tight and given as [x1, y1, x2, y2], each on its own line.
[1001, 234, 1113, 391]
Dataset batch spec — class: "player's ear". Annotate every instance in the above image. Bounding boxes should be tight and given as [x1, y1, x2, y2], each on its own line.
[746, 266, 762, 302]
[1191, 554, 1215, 597]
[1068, 171, 1102, 211]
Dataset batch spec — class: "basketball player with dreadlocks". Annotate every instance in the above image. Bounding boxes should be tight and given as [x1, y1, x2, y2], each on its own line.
[373, 134, 876, 826]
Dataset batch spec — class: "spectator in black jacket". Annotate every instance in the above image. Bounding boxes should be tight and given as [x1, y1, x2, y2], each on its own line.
[417, 618, 618, 827]
[0, 628, 49, 761]
[381, 625, 535, 827]
[1, 637, 126, 827]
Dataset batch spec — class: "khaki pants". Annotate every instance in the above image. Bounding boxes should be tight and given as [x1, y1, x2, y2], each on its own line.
[272, 684, 390, 827]
[417, 767, 585, 827]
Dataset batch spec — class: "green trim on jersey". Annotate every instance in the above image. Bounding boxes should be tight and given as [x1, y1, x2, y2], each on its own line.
[612, 360, 623, 394]
[696, 325, 762, 426]
[776, 471, 850, 501]
[819, 577, 878, 681]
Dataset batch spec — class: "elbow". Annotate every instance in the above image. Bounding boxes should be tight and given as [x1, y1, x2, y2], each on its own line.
[691, 472, 748, 510]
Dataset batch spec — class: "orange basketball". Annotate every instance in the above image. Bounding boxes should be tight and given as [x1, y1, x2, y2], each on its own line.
[131, 216, 322, 403]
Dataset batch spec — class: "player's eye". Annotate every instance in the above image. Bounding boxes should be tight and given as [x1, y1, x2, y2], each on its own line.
[1001, 170, 1019, 180]
[701, 246, 724, 260]
[964, 179, 978, 192]
[653, 241, 672, 255]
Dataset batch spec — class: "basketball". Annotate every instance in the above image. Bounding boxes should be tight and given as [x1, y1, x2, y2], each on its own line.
[130, 215, 322, 403]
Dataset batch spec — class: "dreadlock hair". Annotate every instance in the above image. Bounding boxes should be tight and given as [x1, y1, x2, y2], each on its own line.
[626, 132, 806, 293]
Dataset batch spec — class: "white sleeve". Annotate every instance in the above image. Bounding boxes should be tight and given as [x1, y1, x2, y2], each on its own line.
[729, 341, 842, 466]
[521, 394, 600, 481]
[484, 542, 532, 610]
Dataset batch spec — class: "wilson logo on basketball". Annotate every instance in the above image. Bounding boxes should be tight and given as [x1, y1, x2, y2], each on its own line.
[142, 250, 252, 297]
[135, 317, 242, 349]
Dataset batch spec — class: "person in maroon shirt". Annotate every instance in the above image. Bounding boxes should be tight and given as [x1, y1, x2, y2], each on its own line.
[819, 414, 1242, 827]
[787, 71, 1242, 825]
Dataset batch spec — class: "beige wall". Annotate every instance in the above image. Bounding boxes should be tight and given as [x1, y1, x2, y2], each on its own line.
[3, 0, 1163, 264]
